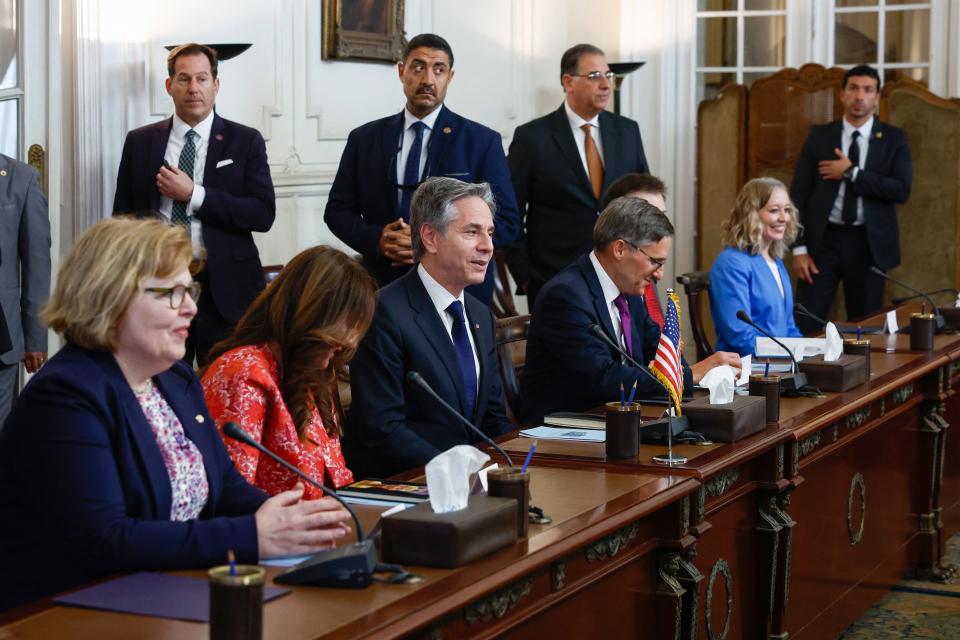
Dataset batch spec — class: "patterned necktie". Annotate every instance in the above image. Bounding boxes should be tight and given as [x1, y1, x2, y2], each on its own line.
[171, 129, 197, 227]
[581, 123, 604, 200]
[842, 130, 861, 225]
[447, 300, 477, 419]
[643, 282, 664, 328]
[400, 121, 427, 222]
[613, 294, 634, 358]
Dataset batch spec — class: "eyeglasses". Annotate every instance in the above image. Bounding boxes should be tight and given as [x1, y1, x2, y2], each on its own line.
[144, 282, 202, 309]
[622, 240, 666, 270]
[570, 70, 616, 82]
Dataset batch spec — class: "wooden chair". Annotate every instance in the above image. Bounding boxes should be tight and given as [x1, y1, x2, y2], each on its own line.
[490, 249, 519, 318]
[676, 271, 714, 361]
[262, 264, 283, 285]
[495, 314, 530, 424]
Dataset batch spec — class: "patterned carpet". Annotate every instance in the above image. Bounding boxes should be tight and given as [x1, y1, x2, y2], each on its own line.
[840, 535, 960, 639]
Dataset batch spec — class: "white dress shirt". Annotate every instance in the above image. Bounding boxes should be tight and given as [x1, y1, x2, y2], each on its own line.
[589, 251, 630, 354]
[417, 264, 480, 389]
[564, 100, 605, 178]
[161, 112, 214, 255]
[396, 107, 442, 207]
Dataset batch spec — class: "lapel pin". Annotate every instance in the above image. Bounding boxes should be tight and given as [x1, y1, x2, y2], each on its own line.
[215, 134, 224, 141]
[474, 323, 480, 329]
[443, 127, 452, 134]
[0, 170, 6, 176]
[875, 131, 883, 139]
[196, 415, 205, 423]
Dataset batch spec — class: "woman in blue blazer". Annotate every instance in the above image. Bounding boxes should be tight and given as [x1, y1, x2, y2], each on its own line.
[0, 218, 352, 612]
[710, 177, 803, 356]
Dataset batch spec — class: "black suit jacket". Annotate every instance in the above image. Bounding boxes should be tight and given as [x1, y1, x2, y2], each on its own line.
[506, 104, 649, 300]
[113, 114, 276, 322]
[520, 254, 692, 426]
[790, 117, 912, 270]
[345, 268, 512, 478]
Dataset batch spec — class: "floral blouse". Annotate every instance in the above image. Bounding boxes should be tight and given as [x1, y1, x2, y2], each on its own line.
[201, 343, 353, 498]
[134, 380, 210, 521]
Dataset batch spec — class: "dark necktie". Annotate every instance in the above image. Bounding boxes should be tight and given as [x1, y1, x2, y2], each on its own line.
[447, 300, 477, 419]
[171, 129, 197, 227]
[842, 130, 861, 225]
[613, 294, 634, 358]
[400, 121, 427, 222]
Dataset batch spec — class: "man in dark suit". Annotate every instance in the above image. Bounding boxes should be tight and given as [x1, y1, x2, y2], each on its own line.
[325, 33, 519, 304]
[0, 154, 51, 425]
[346, 178, 513, 478]
[790, 65, 912, 334]
[113, 43, 275, 363]
[506, 43, 650, 305]
[520, 198, 739, 426]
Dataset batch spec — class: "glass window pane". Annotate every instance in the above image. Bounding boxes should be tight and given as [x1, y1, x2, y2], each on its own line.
[0, 0, 17, 90]
[697, 71, 736, 106]
[836, 0, 877, 7]
[698, 17, 737, 68]
[885, 10, 929, 64]
[743, 71, 774, 88]
[744, 16, 786, 67]
[0, 98, 18, 158]
[887, 0, 930, 4]
[835, 12, 878, 64]
[884, 67, 928, 87]
[698, 0, 736, 11]
[745, 0, 785, 10]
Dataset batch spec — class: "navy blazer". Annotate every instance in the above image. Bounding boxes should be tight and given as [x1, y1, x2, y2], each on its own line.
[505, 104, 649, 301]
[520, 254, 693, 426]
[0, 344, 267, 611]
[324, 105, 520, 302]
[113, 114, 276, 322]
[345, 268, 512, 478]
[790, 117, 912, 270]
[710, 248, 802, 356]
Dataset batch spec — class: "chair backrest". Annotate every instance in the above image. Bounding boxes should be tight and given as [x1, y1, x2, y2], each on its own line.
[490, 249, 519, 319]
[495, 314, 530, 424]
[676, 271, 714, 361]
[262, 264, 283, 285]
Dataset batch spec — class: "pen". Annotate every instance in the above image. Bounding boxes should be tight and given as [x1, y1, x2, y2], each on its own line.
[620, 382, 625, 407]
[627, 380, 638, 404]
[227, 549, 236, 576]
[521, 440, 537, 473]
[764, 362, 770, 377]
[856, 325, 862, 341]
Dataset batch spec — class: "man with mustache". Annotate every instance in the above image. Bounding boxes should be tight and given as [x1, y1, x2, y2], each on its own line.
[325, 33, 519, 304]
[345, 178, 513, 477]
[790, 65, 912, 333]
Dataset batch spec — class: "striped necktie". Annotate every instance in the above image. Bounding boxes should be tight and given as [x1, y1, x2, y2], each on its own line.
[171, 129, 197, 227]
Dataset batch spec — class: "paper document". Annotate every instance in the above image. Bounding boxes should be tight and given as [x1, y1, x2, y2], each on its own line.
[520, 426, 606, 442]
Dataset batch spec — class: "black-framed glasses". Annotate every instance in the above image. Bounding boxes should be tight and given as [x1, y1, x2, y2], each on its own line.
[622, 240, 666, 270]
[569, 70, 615, 82]
[144, 282, 202, 309]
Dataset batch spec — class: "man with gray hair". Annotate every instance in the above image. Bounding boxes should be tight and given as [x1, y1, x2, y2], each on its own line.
[520, 197, 739, 426]
[346, 177, 513, 477]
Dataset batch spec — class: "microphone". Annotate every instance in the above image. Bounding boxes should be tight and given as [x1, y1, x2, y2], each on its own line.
[891, 288, 957, 306]
[222, 422, 377, 588]
[736, 310, 810, 394]
[405, 371, 515, 468]
[794, 303, 831, 329]
[869, 266, 945, 329]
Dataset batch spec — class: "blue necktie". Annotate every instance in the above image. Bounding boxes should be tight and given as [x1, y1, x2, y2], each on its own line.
[447, 300, 477, 420]
[171, 129, 197, 227]
[399, 121, 427, 222]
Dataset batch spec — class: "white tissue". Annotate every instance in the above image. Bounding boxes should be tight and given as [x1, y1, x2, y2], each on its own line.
[425, 445, 491, 513]
[823, 322, 843, 361]
[737, 355, 751, 386]
[700, 365, 736, 404]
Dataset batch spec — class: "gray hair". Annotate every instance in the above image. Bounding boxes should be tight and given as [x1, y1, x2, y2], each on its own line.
[410, 177, 496, 260]
[593, 196, 675, 251]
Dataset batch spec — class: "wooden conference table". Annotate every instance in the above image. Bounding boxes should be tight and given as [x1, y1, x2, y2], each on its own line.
[2, 305, 958, 639]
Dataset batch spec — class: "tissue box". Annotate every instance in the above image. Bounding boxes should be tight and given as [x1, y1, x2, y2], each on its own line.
[798, 354, 867, 392]
[681, 395, 766, 443]
[380, 495, 518, 568]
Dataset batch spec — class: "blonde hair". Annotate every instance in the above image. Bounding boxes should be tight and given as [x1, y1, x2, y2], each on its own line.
[720, 177, 800, 258]
[43, 217, 193, 351]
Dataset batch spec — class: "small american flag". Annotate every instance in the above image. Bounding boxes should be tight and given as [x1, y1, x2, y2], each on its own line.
[652, 289, 684, 414]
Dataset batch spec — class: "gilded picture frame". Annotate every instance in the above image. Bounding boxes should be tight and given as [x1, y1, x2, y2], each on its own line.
[322, 0, 407, 62]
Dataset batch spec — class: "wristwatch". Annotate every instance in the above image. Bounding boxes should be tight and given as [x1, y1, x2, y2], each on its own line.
[843, 165, 857, 180]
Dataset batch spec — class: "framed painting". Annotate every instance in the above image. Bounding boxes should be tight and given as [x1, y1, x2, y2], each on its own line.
[322, 0, 407, 62]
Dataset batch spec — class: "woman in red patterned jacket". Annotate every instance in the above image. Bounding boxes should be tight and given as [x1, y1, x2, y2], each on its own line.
[201, 246, 376, 497]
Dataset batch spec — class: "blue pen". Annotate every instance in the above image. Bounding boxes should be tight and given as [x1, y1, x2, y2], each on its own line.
[856, 325, 862, 341]
[227, 549, 236, 576]
[620, 382, 625, 407]
[764, 362, 770, 377]
[521, 440, 537, 473]
[627, 380, 638, 404]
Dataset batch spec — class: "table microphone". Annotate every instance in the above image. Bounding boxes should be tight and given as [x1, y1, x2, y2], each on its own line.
[736, 310, 810, 394]
[222, 422, 377, 588]
[405, 371, 515, 468]
[869, 266, 945, 330]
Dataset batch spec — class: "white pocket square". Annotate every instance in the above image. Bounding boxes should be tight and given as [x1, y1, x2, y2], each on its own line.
[216, 159, 234, 168]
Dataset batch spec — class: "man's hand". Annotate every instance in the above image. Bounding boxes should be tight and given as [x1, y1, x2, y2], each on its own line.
[378, 218, 414, 267]
[156, 165, 195, 202]
[817, 148, 852, 181]
[690, 351, 741, 385]
[23, 352, 47, 374]
[793, 254, 820, 284]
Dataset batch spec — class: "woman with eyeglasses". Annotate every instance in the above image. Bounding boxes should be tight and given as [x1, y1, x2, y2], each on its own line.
[201, 246, 376, 497]
[710, 177, 804, 356]
[0, 218, 351, 612]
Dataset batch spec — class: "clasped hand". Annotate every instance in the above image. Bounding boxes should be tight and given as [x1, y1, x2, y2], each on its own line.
[379, 218, 414, 267]
[817, 148, 853, 181]
[156, 165, 195, 202]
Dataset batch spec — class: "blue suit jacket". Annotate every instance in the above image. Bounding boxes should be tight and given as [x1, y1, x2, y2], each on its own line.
[113, 114, 276, 322]
[0, 343, 267, 611]
[520, 254, 693, 426]
[345, 268, 512, 477]
[710, 248, 802, 356]
[324, 106, 520, 302]
[790, 117, 911, 270]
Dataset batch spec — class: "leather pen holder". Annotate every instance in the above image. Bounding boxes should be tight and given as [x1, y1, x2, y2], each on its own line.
[208, 564, 265, 640]
[748, 375, 780, 424]
[910, 313, 935, 351]
[605, 401, 640, 459]
[843, 339, 872, 380]
[487, 468, 530, 537]
[798, 354, 868, 391]
[681, 395, 766, 443]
